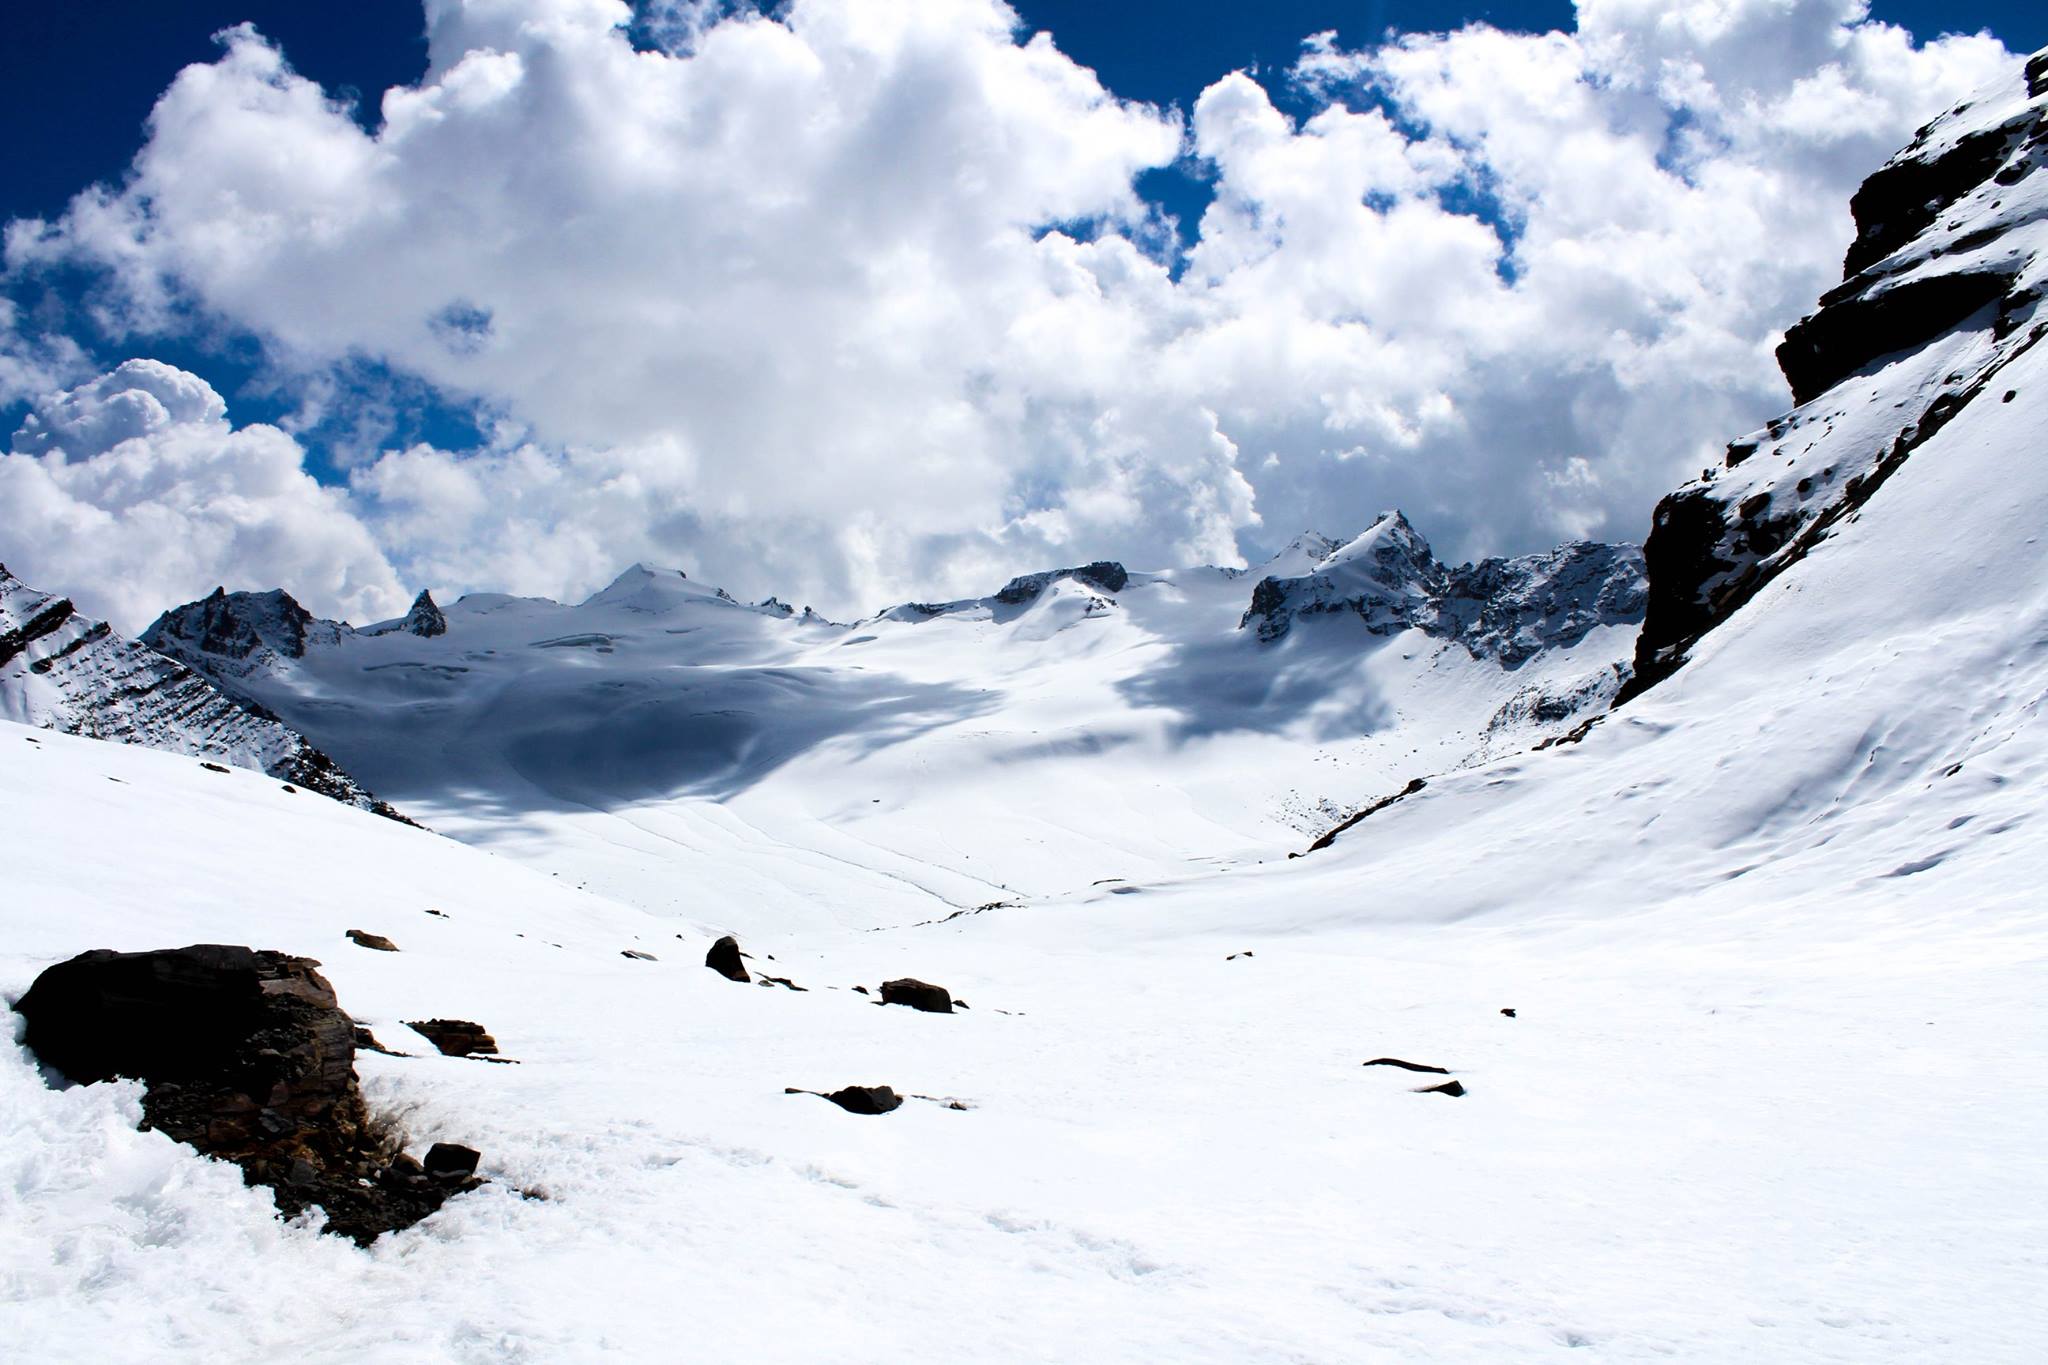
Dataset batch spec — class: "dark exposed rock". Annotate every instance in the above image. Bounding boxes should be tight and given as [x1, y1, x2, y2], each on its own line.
[1777, 269, 2015, 405]
[994, 561, 1129, 606]
[201, 761, 230, 773]
[1362, 1057, 1451, 1075]
[1624, 66, 2048, 704]
[621, 949, 658, 961]
[401, 591, 446, 638]
[347, 930, 399, 952]
[424, 1143, 481, 1180]
[879, 978, 954, 1013]
[705, 935, 749, 983]
[785, 1085, 904, 1115]
[406, 1018, 498, 1057]
[1415, 1080, 1467, 1097]
[1500, 1008, 1517, 1018]
[145, 586, 316, 663]
[1305, 778, 1426, 854]
[13, 945, 478, 1243]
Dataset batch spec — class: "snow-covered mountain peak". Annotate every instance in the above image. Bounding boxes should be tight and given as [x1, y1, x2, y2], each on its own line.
[142, 584, 341, 676]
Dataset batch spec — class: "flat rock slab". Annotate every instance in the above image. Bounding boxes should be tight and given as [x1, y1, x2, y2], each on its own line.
[406, 1018, 499, 1056]
[1362, 1057, 1451, 1075]
[347, 930, 399, 952]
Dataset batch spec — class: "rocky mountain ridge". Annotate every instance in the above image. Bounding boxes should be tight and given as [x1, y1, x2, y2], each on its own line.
[1238, 511, 1647, 666]
[1626, 48, 2048, 701]
[0, 564, 406, 820]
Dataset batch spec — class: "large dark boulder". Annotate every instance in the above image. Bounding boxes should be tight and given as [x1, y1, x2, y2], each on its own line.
[13, 945, 480, 1243]
[879, 978, 954, 1013]
[705, 935, 749, 983]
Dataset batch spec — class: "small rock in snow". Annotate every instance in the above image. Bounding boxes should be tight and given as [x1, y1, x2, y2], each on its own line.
[1414, 1080, 1467, 1097]
[407, 1018, 499, 1057]
[880, 978, 954, 1013]
[346, 930, 399, 952]
[705, 934, 749, 983]
[1362, 1057, 1451, 1075]
[621, 949, 658, 961]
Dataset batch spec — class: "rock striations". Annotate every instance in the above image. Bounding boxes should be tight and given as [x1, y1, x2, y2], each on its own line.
[0, 566, 405, 820]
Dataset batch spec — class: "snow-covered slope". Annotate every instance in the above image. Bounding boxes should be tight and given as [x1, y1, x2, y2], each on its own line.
[141, 521, 1643, 927]
[8, 50, 2048, 1365]
[0, 564, 400, 817]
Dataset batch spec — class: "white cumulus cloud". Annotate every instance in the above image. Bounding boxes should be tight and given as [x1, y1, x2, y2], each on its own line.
[0, 0, 2021, 618]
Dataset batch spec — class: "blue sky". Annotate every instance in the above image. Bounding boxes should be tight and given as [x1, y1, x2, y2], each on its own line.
[1, 1, 2041, 627]
[5, 0, 2038, 457]
[5, 1, 2040, 228]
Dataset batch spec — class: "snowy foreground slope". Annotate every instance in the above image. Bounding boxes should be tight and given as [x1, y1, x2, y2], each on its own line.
[6, 52, 2048, 1365]
[142, 515, 1641, 929]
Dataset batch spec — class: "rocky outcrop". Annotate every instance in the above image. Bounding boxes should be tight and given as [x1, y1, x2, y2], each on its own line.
[1238, 513, 1645, 660]
[0, 566, 406, 821]
[143, 586, 328, 671]
[13, 945, 481, 1243]
[364, 590, 448, 639]
[1625, 55, 2048, 702]
[993, 562, 1129, 606]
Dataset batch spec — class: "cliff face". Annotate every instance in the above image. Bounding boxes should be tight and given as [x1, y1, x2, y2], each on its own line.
[1623, 50, 2048, 703]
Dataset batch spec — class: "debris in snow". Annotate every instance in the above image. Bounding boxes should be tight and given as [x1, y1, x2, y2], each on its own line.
[200, 762, 230, 773]
[621, 949, 658, 961]
[879, 978, 954, 1013]
[346, 930, 399, 952]
[705, 934, 749, 982]
[13, 944, 482, 1243]
[1501, 1008, 1517, 1018]
[1415, 1080, 1467, 1098]
[1362, 1058, 1452, 1075]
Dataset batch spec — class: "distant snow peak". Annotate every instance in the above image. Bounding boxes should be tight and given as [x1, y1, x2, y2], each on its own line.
[1239, 510, 1647, 662]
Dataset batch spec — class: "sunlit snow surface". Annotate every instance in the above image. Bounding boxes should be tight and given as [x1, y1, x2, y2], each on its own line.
[3, 329, 2046, 1359]
[9, 57, 2048, 1365]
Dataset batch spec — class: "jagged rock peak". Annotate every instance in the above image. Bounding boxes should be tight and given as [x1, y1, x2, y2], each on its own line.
[402, 590, 447, 637]
[144, 585, 324, 665]
[1240, 510, 1646, 661]
[366, 590, 448, 638]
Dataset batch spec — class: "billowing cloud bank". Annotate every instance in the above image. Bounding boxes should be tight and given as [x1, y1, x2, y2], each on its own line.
[0, 0, 2017, 628]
